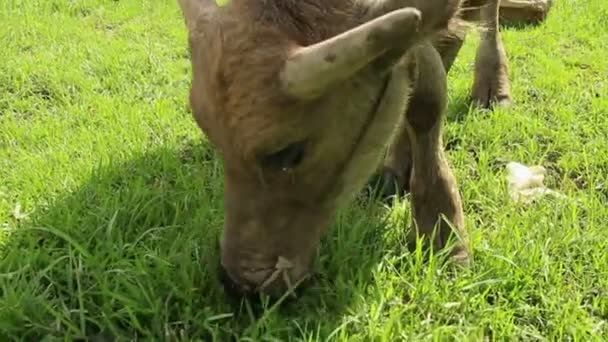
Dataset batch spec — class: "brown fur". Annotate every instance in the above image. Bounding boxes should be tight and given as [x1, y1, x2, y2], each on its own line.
[177, 0, 531, 298]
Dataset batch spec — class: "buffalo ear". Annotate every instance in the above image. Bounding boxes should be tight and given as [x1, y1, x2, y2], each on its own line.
[177, 0, 216, 31]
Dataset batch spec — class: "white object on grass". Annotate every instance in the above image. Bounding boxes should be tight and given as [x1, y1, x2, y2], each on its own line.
[506, 161, 565, 204]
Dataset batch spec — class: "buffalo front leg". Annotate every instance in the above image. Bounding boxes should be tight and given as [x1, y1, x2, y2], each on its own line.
[369, 29, 468, 202]
[471, 0, 512, 108]
[406, 114, 470, 264]
[433, 26, 467, 74]
[389, 42, 470, 263]
[432, 0, 487, 74]
[369, 33, 468, 201]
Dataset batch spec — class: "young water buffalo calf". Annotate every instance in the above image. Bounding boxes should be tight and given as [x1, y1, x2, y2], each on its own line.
[177, 0, 495, 298]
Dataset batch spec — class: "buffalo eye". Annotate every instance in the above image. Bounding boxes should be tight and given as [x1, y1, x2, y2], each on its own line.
[261, 142, 305, 171]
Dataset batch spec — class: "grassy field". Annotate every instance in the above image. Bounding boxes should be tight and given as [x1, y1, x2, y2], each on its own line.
[1, 0, 607, 340]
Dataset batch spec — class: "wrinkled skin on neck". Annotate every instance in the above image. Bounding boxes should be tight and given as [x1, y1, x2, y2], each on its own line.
[180, 0, 462, 297]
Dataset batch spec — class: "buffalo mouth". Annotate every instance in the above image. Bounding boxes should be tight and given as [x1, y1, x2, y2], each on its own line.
[217, 256, 312, 300]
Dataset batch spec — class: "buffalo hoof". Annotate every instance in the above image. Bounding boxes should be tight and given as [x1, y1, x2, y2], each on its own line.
[363, 168, 409, 205]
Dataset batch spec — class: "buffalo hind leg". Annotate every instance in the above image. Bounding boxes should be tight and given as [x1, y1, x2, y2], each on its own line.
[471, 0, 512, 108]
[435, 0, 513, 108]
[386, 42, 470, 263]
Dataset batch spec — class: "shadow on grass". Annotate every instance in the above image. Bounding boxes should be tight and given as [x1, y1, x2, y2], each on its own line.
[0, 139, 405, 340]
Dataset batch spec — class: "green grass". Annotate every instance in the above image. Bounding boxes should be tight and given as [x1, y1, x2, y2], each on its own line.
[1, 0, 607, 340]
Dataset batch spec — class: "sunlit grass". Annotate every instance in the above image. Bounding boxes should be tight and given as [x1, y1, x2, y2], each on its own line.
[1, 0, 607, 340]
